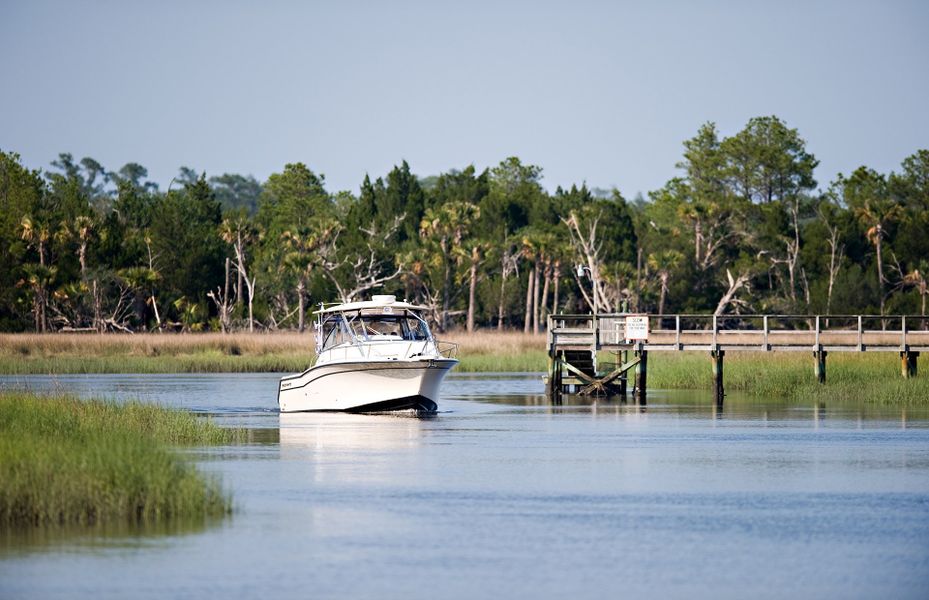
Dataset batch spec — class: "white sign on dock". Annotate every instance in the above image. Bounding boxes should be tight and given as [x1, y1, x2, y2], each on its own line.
[625, 315, 649, 340]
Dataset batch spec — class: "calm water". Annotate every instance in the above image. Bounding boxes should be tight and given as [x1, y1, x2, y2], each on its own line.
[1, 372, 929, 599]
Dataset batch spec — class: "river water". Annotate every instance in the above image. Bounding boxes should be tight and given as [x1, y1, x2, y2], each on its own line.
[1, 372, 928, 599]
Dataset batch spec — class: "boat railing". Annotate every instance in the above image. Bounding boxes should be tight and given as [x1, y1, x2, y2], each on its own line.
[436, 341, 459, 359]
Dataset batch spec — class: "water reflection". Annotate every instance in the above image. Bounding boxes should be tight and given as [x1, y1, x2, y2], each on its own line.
[469, 388, 928, 429]
[0, 516, 223, 556]
[279, 412, 426, 454]
[279, 412, 428, 486]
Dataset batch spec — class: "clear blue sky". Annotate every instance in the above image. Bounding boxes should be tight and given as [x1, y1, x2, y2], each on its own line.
[1, 0, 927, 197]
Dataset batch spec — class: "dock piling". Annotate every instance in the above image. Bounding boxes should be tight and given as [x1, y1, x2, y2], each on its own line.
[901, 351, 919, 379]
[619, 348, 628, 398]
[634, 348, 647, 404]
[814, 350, 827, 384]
[711, 350, 725, 402]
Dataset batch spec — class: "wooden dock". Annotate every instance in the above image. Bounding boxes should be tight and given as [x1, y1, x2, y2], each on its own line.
[546, 314, 928, 402]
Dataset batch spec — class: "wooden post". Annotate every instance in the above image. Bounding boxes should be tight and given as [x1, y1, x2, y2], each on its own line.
[547, 351, 555, 395]
[634, 346, 647, 404]
[763, 315, 768, 351]
[901, 351, 919, 379]
[711, 349, 724, 403]
[814, 350, 827, 384]
[901, 316, 907, 351]
[619, 348, 628, 398]
[857, 315, 863, 351]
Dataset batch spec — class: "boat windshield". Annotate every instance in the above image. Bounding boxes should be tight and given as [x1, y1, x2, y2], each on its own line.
[319, 313, 430, 351]
[320, 316, 353, 350]
[349, 314, 430, 341]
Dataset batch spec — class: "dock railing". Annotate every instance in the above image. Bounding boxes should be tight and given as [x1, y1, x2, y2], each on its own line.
[548, 313, 929, 353]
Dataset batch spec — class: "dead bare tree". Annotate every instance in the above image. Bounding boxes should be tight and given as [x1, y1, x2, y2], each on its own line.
[497, 241, 519, 330]
[817, 206, 845, 316]
[102, 280, 135, 333]
[206, 258, 234, 333]
[221, 217, 259, 332]
[320, 216, 404, 303]
[714, 268, 752, 315]
[562, 209, 611, 313]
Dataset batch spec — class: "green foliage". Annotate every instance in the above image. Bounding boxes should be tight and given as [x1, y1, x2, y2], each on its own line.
[149, 175, 224, 309]
[1, 117, 927, 333]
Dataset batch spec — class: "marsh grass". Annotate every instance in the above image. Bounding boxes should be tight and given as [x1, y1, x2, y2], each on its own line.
[0, 392, 243, 528]
[0, 331, 547, 374]
[0, 332, 314, 374]
[644, 351, 929, 404]
[447, 331, 547, 372]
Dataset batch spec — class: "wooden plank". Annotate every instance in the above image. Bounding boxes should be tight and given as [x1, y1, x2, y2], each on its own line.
[561, 360, 598, 384]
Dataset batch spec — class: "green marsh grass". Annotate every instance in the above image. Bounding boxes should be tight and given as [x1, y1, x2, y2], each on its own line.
[644, 351, 929, 404]
[450, 331, 548, 372]
[0, 332, 314, 374]
[0, 331, 548, 374]
[0, 393, 244, 528]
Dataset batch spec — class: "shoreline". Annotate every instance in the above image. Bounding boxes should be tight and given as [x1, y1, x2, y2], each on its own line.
[1, 332, 926, 403]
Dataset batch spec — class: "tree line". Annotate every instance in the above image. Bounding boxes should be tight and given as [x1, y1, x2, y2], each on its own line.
[1, 115, 927, 334]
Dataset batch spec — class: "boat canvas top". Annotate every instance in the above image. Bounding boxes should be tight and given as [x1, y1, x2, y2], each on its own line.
[314, 295, 428, 315]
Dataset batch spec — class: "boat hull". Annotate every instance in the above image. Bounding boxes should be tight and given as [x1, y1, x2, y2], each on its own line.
[278, 359, 457, 413]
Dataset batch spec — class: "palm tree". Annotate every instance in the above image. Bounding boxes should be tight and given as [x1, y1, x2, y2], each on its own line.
[72, 215, 95, 277]
[56, 215, 96, 277]
[518, 232, 538, 334]
[903, 262, 929, 318]
[419, 202, 479, 331]
[282, 222, 337, 332]
[453, 239, 490, 333]
[20, 216, 53, 331]
[647, 250, 684, 315]
[856, 200, 903, 315]
[118, 266, 160, 329]
[843, 168, 904, 315]
[172, 297, 204, 333]
[20, 264, 56, 332]
[20, 216, 51, 267]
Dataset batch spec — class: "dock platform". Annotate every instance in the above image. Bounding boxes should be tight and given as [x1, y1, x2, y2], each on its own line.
[546, 314, 928, 402]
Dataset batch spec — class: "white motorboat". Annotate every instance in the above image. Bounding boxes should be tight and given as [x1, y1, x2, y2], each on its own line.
[278, 295, 458, 413]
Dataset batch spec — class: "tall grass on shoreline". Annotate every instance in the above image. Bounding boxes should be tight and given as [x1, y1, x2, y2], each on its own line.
[450, 331, 547, 372]
[0, 393, 242, 528]
[644, 351, 929, 404]
[0, 331, 549, 374]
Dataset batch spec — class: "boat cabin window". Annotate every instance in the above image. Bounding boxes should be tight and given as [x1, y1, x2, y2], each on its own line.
[350, 314, 430, 341]
[320, 312, 431, 349]
[320, 317, 353, 350]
